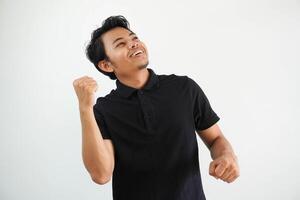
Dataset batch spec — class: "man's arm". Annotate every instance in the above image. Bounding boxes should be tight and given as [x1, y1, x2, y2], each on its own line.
[73, 76, 114, 185]
[196, 123, 240, 183]
[80, 107, 115, 185]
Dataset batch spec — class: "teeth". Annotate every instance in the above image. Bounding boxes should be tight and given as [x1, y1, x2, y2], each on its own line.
[132, 50, 143, 57]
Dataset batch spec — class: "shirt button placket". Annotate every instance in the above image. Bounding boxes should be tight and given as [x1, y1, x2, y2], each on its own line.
[138, 90, 152, 132]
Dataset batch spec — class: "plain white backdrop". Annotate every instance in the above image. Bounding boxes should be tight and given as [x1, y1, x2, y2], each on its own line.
[1, 0, 299, 199]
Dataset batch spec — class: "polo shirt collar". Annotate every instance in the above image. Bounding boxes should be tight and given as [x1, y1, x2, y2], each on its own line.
[115, 68, 159, 98]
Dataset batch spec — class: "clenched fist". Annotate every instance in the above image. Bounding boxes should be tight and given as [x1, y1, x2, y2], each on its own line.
[73, 76, 98, 110]
[209, 152, 240, 183]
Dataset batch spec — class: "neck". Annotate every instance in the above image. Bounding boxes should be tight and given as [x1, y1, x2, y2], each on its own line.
[117, 68, 150, 89]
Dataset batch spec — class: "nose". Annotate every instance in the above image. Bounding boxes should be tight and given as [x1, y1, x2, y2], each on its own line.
[129, 40, 139, 49]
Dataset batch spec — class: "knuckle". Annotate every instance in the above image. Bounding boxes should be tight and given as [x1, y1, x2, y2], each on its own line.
[79, 82, 85, 87]
[221, 160, 228, 166]
[224, 159, 231, 166]
[234, 168, 240, 174]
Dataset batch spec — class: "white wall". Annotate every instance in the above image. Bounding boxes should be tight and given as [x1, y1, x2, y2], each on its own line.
[1, 0, 299, 199]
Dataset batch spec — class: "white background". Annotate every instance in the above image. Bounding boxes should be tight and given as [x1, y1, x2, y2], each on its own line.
[1, 0, 299, 199]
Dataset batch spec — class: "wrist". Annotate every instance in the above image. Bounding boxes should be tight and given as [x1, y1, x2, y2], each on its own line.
[222, 151, 238, 160]
[79, 105, 93, 113]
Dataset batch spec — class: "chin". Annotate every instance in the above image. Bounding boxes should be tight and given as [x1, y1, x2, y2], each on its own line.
[137, 60, 149, 70]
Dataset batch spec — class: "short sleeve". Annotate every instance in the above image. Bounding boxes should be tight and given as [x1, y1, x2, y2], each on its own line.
[188, 77, 220, 131]
[93, 104, 111, 139]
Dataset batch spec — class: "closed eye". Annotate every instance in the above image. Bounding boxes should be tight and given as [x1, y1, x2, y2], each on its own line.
[116, 36, 139, 48]
[116, 42, 125, 47]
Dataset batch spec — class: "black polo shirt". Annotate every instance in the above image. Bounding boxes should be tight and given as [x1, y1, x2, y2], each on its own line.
[93, 68, 220, 200]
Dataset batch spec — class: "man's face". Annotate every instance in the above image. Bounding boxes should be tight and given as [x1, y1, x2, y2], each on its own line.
[99, 27, 149, 78]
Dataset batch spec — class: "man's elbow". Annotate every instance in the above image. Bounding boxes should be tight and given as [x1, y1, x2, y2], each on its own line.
[91, 174, 112, 185]
[88, 161, 114, 185]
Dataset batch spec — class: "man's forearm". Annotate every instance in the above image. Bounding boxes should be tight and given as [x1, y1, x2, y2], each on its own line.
[208, 135, 240, 182]
[209, 135, 237, 160]
[80, 107, 113, 182]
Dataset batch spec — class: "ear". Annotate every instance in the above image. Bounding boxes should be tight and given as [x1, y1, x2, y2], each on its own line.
[97, 60, 114, 73]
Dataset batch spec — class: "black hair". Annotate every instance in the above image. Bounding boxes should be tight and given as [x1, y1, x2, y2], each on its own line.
[85, 15, 132, 80]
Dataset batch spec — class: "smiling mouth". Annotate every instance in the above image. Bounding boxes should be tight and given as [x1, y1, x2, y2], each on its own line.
[130, 50, 144, 57]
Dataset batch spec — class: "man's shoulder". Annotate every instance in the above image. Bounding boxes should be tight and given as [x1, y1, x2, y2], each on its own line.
[157, 72, 193, 89]
[157, 71, 190, 84]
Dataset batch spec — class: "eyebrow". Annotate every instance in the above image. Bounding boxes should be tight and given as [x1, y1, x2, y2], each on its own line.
[112, 32, 136, 45]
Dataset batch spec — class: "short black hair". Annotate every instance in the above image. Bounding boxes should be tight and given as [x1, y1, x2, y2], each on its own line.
[85, 15, 132, 80]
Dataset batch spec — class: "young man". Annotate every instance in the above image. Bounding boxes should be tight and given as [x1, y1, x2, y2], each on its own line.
[73, 15, 240, 200]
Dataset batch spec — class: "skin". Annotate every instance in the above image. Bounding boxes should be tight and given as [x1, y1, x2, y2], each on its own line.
[73, 75, 115, 184]
[74, 26, 240, 184]
[197, 124, 240, 183]
[97, 26, 240, 183]
[98, 27, 151, 90]
[73, 27, 153, 184]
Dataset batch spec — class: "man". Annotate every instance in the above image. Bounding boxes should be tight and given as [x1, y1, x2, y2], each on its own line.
[73, 15, 240, 200]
